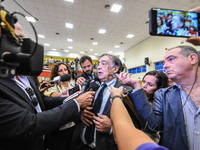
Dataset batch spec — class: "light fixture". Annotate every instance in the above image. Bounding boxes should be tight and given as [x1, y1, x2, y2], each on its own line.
[108, 51, 112, 54]
[44, 43, 50, 46]
[68, 46, 73, 49]
[99, 29, 106, 34]
[126, 34, 134, 38]
[66, 23, 73, 29]
[67, 38, 73, 42]
[110, 4, 122, 13]
[90, 49, 93, 51]
[115, 45, 120, 48]
[52, 48, 56, 51]
[92, 42, 98, 45]
[94, 53, 98, 55]
[64, 0, 73, 2]
[38, 34, 45, 38]
[25, 16, 36, 22]
[80, 52, 84, 54]
[64, 50, 69, 52]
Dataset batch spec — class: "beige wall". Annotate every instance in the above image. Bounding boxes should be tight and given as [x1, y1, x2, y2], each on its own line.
[125, 36, 200, 80]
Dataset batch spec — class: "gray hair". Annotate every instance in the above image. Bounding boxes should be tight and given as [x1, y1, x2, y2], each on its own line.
[168, 45, 200, 66]
[99, 54, 122, 73]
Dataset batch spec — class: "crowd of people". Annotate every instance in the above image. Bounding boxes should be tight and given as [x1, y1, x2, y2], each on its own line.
[1, 5, 200, 150]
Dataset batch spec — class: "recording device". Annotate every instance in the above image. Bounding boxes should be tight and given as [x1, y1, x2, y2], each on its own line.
[41, 74, 71, 88]
[149, 8, 200, 38]
[63, 92, 79, 104]
[81, 79, 92, 93]
[0, 1, 44, 78]
[68, 85, 81, 95]
[86, 80, 100, 92]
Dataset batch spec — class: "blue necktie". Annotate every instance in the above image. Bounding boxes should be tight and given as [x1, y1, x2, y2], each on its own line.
[85, 84, 107, 144]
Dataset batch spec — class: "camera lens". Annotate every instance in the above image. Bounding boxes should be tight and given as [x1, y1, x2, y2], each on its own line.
[0, 66, 9, 77]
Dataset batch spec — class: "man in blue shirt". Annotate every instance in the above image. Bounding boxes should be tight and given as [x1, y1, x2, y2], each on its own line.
[74, 57, 80, 71]
[117, 45, 200, 150]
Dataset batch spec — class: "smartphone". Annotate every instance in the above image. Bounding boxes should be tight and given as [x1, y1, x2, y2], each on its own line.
[149, 8, 200, 37]
[68, 85, 81, 95]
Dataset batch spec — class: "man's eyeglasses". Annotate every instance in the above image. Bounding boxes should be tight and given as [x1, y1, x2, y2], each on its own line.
[25, 87, 39, 106]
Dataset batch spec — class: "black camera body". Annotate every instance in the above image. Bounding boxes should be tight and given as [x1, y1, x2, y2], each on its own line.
[0, 2, 44, 78]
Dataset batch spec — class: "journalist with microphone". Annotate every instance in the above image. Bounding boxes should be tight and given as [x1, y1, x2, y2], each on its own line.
[0, 14, 95, 150]
[44, 63, 75, 97]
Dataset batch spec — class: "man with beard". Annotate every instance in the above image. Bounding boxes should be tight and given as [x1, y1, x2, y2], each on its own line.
[75, 55, 98, 85]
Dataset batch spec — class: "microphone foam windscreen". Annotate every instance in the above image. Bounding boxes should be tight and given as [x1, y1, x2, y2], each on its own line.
[60, 74, 71, 82]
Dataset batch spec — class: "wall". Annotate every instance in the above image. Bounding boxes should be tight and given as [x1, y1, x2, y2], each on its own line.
[44, 51, 99, 64]
[125, 36, 199, 80]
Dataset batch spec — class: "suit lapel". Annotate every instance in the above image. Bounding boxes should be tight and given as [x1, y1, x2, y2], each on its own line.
[0, 78, 37, 110]
[166, 88, 188, 147]
[27, 76, 45, 111]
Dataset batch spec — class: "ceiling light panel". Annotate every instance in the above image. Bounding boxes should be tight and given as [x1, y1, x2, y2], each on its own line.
[110, 4, 122, 13]
[126, 34, 134, 38]
[67, 38, 73, 42]
[66, 23, 73, 29]
[99, 29, 106, 34]
[52, 48, 56, 51]
[64, 0, 73, 2]
[44, 43, 50, 46]
[68, 46, 73, 49]
[38, 34, 45, 38]
[115, 45, 120, 48]
[92, 42, 98, 45]
[25, 16, 36, 22]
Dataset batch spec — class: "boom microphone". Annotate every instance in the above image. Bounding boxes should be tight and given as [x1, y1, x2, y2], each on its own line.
[41, 74, 71, 88]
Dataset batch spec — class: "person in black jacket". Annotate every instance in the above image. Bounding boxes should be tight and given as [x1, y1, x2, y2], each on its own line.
[75, 55, 98, 85]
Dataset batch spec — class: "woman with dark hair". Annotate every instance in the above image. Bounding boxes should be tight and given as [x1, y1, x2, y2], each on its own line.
[44, 63, 75, 97]
[142, 70, 168, 103]
[117, 70, 168, 143]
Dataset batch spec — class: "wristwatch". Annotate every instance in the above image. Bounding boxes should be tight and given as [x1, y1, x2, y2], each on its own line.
[110, 95, 123, 104]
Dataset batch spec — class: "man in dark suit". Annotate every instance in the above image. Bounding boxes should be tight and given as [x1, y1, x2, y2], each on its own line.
[0, 23, 95, 150]
[118, 45, 200, 150]
[75, 55, 98, 85]
[71, 54, 140, 150]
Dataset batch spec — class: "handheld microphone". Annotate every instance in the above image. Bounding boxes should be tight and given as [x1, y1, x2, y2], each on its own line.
[81, 79, 92, 93]
[41, 74, 71, 88]
[87, 80, 100, 92]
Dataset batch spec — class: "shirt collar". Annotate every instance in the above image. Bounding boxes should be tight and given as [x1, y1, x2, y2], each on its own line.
[101, 78, 117, 87]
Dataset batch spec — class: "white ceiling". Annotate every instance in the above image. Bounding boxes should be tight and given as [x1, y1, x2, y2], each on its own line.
[2, 0, 200, 57]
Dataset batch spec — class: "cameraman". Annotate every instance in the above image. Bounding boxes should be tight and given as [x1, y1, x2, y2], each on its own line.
[0, 23, 95, 150]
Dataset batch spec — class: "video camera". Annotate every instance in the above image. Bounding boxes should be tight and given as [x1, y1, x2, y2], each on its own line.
[0, 0, 44, 78]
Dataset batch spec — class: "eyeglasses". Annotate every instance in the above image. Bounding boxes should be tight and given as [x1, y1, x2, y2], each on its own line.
[25, 87, 39, 106]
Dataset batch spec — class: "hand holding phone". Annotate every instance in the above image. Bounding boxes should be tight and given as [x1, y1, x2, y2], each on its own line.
[149, 8, 200, 38]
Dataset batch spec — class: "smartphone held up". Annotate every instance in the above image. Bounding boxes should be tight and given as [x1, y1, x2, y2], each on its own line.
[149, 8, 200, 38]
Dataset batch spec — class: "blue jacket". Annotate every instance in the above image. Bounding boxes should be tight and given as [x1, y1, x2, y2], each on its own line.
[129, 86, 189, 150]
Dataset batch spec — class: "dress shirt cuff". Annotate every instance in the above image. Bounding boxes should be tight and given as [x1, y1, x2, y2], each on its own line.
[73, 99, 80, 112]
[109, 126, 113, 134]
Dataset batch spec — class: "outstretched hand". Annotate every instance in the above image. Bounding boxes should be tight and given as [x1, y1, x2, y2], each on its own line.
[116, 72, 141, 89]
